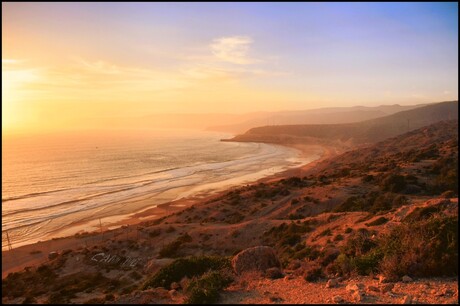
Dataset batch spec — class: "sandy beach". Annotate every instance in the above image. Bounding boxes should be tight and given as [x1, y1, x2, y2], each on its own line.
[1, 143, 339, 279]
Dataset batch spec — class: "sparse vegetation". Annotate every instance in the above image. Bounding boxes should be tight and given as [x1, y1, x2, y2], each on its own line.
[185, 270, 233, 304]
[141, 255, 232, 290]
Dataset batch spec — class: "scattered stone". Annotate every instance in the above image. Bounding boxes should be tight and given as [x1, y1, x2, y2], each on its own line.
[380, 283, 394, 293]
[333, 295, 344, 303]
[367, 285, 380, 293]
[402, 275, 413, 283]
[443, 289, 454, 296]
[171, 282, 180, 290]
[265, 267, 284, 279]
[232, 246, 281, 275]
[346, 283, 359, 292]
[48, 251, 58, 260]
[326, 279, 338, 288]
[379, 275, 389, 283]
[401, 295, 412, 304]
[269, 295, 283, 302]
[352, 290, 365, 302]
[346, 283, 363, 292]
[387, 292, 397, 298]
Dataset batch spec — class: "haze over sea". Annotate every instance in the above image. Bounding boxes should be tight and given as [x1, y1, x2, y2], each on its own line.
[2, 129, 315, 249]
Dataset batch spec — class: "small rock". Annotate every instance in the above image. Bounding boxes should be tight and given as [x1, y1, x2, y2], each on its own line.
[367, 285, 380, 292]
[269, 295, 283, 302]
[402, 275, 413, 283]
[444, 289, 454, 296]
[283, 275, 293, 282]
[171, 282, 180, 290]
[346, 283, 360, 292]
[401, 295, 412, 304]
[333, 295, 344, 303]
[326, 279, 338, 288]
[379, 275, 389, 283]
[352, 290, 365, 302]
[380, 283, 394, 293]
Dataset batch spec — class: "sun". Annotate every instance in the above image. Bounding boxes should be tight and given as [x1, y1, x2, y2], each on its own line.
[1, 63, 38, 132]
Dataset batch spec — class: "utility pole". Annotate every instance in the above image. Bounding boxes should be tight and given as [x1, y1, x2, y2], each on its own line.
[99, 218, 103, 242]
[6, 230, 13, 251]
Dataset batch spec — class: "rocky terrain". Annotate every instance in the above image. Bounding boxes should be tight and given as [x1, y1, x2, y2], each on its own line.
[2, 119, 458, 304]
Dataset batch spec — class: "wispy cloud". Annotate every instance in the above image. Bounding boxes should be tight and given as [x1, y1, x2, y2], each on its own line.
[210, 36, 256, 65]
[2, 59, 23, 65]
[72, 57, 121, 75]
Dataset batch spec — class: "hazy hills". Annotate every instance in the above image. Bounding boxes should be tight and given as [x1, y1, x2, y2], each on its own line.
[206, 103, 430, 134]
[227, 101, 458, 145]
[90, 103, 431, 133]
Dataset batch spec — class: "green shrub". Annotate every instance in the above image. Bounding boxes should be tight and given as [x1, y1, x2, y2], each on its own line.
[351, 250, 383, 275]
[184, 270, 233, 304]
[378, 215, 458, 278]
[333, 196, 366, 212]
[381, 174, 406, 193]
[141, 256, 232, 290]
[158, 240, 182, 258]
[303, 265, 323, 282]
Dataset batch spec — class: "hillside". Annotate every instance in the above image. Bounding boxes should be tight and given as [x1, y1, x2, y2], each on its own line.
[206, 103, 430, 134]
[2, 120, 458, 304]
[227, 101, 458, 145]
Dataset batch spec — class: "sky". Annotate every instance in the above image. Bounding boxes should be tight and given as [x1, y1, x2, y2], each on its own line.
[2, 2, 458, 133]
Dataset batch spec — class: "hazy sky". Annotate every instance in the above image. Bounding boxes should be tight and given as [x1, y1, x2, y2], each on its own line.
[2, 2, 458, 132]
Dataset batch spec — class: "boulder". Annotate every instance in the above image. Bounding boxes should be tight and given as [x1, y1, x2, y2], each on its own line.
[232, 246, 281, 275]
[326, 279, 338, 288]
[402, 275, 413, 283]
[333, 295, 344, 303]
[48, 251, 58, 260]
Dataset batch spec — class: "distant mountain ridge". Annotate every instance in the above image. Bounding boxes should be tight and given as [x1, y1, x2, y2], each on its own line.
[206, 103, 431, 133]
[226, 101, 458, 145]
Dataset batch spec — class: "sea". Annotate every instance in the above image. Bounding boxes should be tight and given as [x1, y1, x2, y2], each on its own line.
[2, 129, 318, 249]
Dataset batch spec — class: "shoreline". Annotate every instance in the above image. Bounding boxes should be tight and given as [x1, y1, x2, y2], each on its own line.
[1, 142, 341, 279]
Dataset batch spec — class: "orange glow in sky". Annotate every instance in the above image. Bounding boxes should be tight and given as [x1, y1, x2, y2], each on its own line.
[2, 2, 458, 134]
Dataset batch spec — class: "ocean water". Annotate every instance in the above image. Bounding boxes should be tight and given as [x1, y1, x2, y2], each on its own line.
[2, 129, 315, 249]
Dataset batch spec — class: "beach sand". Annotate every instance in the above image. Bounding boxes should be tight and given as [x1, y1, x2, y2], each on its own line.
[1, 143, 340, 279]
